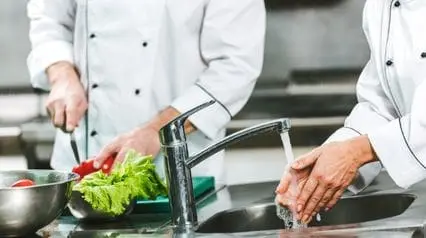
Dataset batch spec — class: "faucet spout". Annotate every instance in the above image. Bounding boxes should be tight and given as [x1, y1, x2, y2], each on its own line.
[159, 101, 292, 231]
[187, 118, 291, 169]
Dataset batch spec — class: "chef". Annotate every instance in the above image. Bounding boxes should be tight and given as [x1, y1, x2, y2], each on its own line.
[276, 0, 426, 224]
[27, 0, 266, 184]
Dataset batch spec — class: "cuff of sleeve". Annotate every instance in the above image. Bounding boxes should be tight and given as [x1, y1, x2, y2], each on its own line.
[171, 85, 231, 140]
[27, 41, 74, 91]
[368, 119, 426, 189]
[324, 127, 361, 144]
[325, 127, 382, 194]
[347, 161, 382, 194]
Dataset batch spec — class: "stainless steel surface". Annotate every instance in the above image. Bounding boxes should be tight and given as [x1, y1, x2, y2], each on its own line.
[159, 100, 217, 231]
[67, 191, 135, 222]
[188, 119, 291, 168]
[69, 132, 80, 164]
[31, 171, 426, 237]
[0, 170, 79, 237]
[159, 101, 291, 231]
[197, 193, 416, 233]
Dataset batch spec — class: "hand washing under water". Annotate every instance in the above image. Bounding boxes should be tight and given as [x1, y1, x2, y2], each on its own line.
[275, 132, 307, 229]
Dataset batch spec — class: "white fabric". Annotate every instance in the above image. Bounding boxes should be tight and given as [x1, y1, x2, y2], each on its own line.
[327, 0, 426, 190]
[27, 0, 266, 184]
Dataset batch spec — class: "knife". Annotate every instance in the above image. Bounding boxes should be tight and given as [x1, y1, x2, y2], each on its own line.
[70, 132, 81, 164]
[46, 109, 81, 165]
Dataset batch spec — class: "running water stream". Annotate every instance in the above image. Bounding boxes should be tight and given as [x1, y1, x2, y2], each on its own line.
[275, 132, 307, 229]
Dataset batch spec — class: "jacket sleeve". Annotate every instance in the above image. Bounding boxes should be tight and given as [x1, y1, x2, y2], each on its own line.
[325, 59, 393, 194]
[367, 83, 426, 188]
[171, 0, 266, 139]
[27, 0, 76, 91]
[325, 0, 398, 194]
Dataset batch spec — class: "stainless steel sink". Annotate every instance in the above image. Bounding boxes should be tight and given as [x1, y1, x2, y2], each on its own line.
[196, 193, 416, 233]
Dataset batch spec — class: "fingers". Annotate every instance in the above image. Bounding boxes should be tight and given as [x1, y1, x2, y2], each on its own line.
[94, 143, 119, 169]
[316, 188, 337, 212]
[296, 176, 318, 216]
[47, 99, 86, 132]
[275, 193, 297, 214]
[65, 100, 85, 132]
[47, 101, 66, 129]
[65, 104, 78, 132]
[275, 169, 292, 194]
[325, 189, 345, 211]
[292, 148, 320, 170]
[300, 184, 327, 223]
[113, 148, 130, 168]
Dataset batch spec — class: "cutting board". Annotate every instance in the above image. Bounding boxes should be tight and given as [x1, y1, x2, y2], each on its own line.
[132, 176, 215, 214]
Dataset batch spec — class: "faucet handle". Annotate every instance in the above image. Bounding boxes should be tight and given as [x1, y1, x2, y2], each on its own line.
[160, 100, 216, 146]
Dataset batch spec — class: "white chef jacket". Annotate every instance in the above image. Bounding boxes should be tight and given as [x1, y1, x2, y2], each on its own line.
[26, 0, 266, 184]
[327, 0, 426, 191]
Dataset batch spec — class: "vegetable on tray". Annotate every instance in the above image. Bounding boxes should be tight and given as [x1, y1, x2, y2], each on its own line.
[72, 149, 168, 215]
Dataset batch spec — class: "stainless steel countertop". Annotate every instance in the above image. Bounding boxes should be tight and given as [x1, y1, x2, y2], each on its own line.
[36, 171, 426, 237]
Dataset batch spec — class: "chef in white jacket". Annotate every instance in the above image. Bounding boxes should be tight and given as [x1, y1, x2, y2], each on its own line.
[276, 0, 426, 224]
[27, 0, 266, 184]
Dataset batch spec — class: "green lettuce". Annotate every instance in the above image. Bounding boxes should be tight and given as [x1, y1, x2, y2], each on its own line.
[73, 150, 168, 215]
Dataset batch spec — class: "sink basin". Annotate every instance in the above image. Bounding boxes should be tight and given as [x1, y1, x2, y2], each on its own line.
[196, 193, 416, 233]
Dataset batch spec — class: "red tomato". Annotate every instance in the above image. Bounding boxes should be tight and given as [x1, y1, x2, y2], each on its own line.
[72, 156, 115, 179]
[101, 156, 115, 174]
[11, 179, 35, 187]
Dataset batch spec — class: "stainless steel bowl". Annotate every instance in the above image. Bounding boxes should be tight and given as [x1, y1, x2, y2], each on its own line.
[0, 170, 79, 237]
[68, 190, 135, 222]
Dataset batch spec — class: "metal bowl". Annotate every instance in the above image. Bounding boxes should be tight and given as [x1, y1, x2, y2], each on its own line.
[68, 190, 135, 222]
[0, 170, 79, 237]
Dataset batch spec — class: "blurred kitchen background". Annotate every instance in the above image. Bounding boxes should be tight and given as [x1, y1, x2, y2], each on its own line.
[0, 0, 367, 185]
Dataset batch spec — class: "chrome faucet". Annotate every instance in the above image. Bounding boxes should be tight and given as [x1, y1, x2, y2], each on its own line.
[159, 100, 291, 231]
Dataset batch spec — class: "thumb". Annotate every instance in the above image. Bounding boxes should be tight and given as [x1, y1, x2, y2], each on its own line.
[94, 143, 118, 169]
[276, 170, 292, 194]
[65, 102, 79, 132]
[292, 148, 320, 170]
[112, 148, 129, 169]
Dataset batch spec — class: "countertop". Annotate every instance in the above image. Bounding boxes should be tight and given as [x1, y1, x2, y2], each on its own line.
[35, 171, 426, 238]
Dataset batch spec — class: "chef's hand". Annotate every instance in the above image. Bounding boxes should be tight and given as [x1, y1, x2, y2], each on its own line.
[275, 165, 312, 214]
[95, 124, 161, 169]
[46, 61, 87, 132]
[94, 106, 196, 169]
[291, 135, 376, 224]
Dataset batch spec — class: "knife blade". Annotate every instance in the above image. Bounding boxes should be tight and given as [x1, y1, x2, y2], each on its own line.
[70, 132, 81, 164]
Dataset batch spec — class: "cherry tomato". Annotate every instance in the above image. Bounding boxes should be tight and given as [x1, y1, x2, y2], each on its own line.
[11, 179, 35, 187]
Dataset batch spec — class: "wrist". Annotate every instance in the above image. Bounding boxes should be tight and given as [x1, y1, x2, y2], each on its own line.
[350, 135, 377, 167]
[146, 107, 181, 132]
[146, 106, 196, 134]
[47, 61, 79, 85]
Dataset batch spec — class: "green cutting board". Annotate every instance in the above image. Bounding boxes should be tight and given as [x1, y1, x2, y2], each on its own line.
[61, 176, 215, 217]
[132, 176, 215, 214]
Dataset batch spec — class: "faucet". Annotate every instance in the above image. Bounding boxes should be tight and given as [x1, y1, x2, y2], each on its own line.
[159, 100, 291, 231]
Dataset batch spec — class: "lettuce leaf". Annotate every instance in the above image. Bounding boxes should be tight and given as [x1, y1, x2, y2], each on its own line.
[73, 150, 168, 215]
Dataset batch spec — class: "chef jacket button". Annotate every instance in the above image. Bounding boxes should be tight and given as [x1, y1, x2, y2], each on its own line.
[386, 60, 393, 66]
[135, 89, 141, 95]
[90, 130, 97, 137]
[92, 83, 99, 89]
[142, 42, 148, 47]
[394, 1, 401, 7]
[89, 33, 96, 39]
[421, 52, 426, 58]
